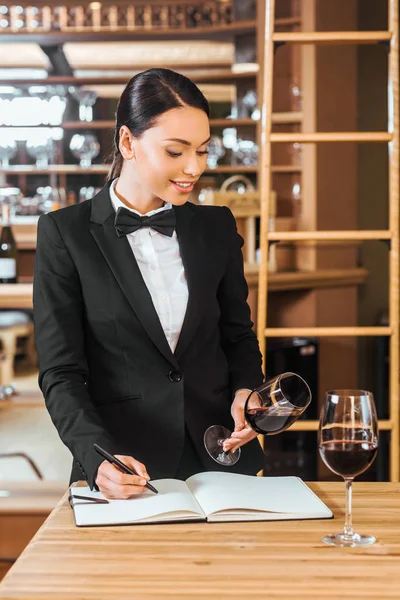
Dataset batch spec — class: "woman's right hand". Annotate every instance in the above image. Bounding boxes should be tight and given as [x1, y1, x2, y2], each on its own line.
[95, 455, 150, 499]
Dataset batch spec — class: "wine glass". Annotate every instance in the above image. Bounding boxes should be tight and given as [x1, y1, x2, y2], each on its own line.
[0, 138, 17, 169]
[26, 137, 55, 168]
[69, 87, 97, 123]
[204, 372, 311, 466]
[318, 390, 379, 547]
[70, 133, 100, 167]
[206, 136, 225, 169]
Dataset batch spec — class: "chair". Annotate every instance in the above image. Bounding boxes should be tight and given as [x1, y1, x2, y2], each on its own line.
[0, 311, 36, 385]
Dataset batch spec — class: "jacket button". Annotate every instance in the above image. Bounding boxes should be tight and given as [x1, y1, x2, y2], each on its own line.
[168, 370, 182, 382]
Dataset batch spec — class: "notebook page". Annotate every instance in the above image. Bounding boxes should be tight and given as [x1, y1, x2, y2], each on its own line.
[186, 472, 332, 518]
[71, 479, 205, 526]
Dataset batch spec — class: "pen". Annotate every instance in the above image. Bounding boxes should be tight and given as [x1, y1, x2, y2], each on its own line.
[93, 443, 159, 494]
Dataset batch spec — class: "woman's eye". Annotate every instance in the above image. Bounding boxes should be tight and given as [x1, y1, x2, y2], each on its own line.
[197, 150, 209, 156]
[166, 150, 182, 157]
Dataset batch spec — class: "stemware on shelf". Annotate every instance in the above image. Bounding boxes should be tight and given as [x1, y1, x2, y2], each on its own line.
[70, 133, 100, 167]
[69, 87, 97, 123]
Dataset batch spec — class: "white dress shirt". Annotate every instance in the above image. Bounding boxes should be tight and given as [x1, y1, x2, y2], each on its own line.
[109, 178, 188, 352]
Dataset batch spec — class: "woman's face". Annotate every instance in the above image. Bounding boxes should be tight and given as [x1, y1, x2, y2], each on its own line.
[122, 106, 210, 206]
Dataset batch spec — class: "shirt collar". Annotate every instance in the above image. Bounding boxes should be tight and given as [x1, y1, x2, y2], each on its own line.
[109, 178, 173, 219]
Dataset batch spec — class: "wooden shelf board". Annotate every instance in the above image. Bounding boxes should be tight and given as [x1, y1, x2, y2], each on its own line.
[267, 230, 391, 242]
[4, 114, 303, 130]
[265, 326, 391, 337]
[0, 70, 257, 87]
[270, 132, 392, 143]
[244, 266, 368, 290]
[0, 20, 258, 44]
[0, 268, 369, 309]
[4, 165, 259, 175]
[273, 31, 392, 44]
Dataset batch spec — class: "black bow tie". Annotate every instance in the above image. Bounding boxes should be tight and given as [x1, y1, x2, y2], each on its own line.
[114, 206, 176, 238]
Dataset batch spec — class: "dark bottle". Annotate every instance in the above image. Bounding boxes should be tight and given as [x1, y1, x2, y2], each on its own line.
[0, 204, 17, 283]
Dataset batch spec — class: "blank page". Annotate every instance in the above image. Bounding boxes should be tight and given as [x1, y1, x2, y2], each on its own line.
[71, 479, 205, 526]
[186, 472, 332, 519]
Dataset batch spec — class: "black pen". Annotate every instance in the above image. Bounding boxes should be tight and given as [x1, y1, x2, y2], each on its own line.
[93, 443, 159, 494]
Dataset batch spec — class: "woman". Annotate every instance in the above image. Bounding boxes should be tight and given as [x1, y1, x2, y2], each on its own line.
[33, 68, 264, 499]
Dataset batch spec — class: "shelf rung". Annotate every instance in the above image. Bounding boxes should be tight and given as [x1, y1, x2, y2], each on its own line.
[265, 327, 391, 337]
[270, 132, 392, 143]
[288, 419, 393, 432]
[267, 230, 391, 242]
[272, 31, 392, 45]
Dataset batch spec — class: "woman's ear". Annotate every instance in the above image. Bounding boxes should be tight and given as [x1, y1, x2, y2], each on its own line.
[119, 125, 136, 160]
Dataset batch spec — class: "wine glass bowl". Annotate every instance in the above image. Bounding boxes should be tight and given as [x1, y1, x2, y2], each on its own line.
[70, 133, 100, 167]
[318, 390, 379, 547]
[244, 372, 311, 435]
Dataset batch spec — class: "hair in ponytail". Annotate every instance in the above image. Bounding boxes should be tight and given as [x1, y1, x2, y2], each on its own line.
[106, 67, 209, 182]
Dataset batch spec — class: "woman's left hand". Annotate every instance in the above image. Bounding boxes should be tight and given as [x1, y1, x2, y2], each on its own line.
[223, 389, 258, 453]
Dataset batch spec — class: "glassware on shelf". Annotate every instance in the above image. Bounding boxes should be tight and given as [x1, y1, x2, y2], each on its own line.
[69, 87, 97, 123]
[290, 80, 303, 111]
[318, 390, 379, 547]
[204, 372, 311, 466]
[26, 136, 55, 168]
[70, 133, 100, 167]
[231, 139, 258, 166]
[206, 136, 225, 169]
[241, 89, 260, 120]
[0, 138, 17, 169]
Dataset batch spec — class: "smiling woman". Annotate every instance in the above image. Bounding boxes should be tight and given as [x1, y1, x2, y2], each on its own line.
[106, 68, 211, 214]
[33, 67, 265, 501]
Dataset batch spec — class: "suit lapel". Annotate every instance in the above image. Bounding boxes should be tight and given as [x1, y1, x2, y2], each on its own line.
[89, 184, 179, 369]
[173, 204, 207, 361]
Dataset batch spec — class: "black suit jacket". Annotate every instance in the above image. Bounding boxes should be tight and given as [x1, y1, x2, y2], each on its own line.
[33, 182, 265, 488]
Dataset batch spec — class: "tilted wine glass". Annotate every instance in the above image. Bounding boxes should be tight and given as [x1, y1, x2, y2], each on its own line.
[204, 372, 311, 466]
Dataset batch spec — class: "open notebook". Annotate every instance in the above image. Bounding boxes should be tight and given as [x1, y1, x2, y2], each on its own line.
[69, 472, 333, 527]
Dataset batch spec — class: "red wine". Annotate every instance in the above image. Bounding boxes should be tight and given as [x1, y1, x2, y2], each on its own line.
[245, 406, 304, 435]
[319, 440, 378, 478]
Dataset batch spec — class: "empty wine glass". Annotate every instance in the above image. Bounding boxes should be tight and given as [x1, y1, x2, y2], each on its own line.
[232, 139, 258, 166]
[0, 138, 17, 168]
[69, 87, 97, 123]
[26, 137, 54, 168]
[70, 133, 100, 167]
[206, 136, 225, 169]
[319, 390, 379, 547]
[204, 372, 311, 466]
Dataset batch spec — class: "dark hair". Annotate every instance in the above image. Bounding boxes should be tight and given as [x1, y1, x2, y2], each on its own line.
[107, 68, 210, 181]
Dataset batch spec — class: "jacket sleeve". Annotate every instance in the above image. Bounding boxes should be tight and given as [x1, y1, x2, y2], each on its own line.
[217, 207, 264, 395]
[33, 213, 120, 489]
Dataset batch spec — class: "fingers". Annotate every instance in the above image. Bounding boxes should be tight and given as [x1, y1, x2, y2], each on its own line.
[95, 456, 150, 500]
[231, 406, 246, 432]
[222, 426, 258, 453]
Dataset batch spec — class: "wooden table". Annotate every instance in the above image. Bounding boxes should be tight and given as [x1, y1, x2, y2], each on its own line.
[0, 482, 399, 599]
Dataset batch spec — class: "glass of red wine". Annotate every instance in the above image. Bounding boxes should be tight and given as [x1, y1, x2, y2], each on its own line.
[204, 372, 311, 466]
[318, 390, 379, 547]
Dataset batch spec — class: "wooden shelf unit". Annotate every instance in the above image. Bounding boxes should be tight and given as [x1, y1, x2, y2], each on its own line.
[257, 0, 399, 480]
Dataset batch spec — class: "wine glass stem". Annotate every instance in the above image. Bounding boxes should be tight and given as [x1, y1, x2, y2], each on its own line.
[343, 478, 354, 537]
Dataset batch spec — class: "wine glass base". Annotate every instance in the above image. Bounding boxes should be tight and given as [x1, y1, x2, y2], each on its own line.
[204, 425, 241, 466]
[322, 532, 376, 547]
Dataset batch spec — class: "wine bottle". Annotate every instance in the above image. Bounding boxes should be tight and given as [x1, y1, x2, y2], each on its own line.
[0, 203, 17, 283]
